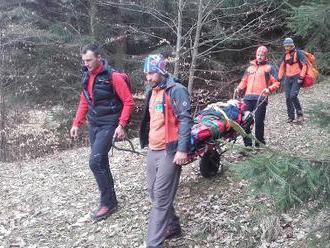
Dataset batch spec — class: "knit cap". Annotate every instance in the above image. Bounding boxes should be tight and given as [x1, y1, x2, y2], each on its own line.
[283, 37, 295, 46]
[143, 54, 166, 75]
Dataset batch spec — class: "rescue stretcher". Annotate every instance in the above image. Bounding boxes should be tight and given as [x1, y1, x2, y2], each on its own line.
[186, 98, 254, 177]
[112, 98, 254, 178]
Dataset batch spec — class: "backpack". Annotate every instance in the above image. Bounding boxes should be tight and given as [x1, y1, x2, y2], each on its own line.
[283, 50, 319, 88]
[110, 69, 133, 93]
[300, 51, 319, 88]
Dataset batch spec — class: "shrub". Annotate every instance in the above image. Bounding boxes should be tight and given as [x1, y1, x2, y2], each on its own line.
[232, 151, 330, 211]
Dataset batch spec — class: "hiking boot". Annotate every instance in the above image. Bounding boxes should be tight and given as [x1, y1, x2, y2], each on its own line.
[238, 150, 248, 157]
[255, 141, 265, 148]
[255, 145, 266, 151]
[286, 118, 294, 123]
[164, 227, 182, 240]
[293, 115, 304, 123]
[91, 205, 118, 222]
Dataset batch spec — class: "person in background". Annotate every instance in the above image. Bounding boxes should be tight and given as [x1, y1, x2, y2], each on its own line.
[139, 54, 193, 247]
[236, 46, 280, 147]
[278, 37, 307, 123]
[70, 44, 134, 222]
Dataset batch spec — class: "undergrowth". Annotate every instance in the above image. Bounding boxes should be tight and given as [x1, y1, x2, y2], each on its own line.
[233, 97, 330, 211]
[232, 151, 330, 211]
[232, 96, 330, 246]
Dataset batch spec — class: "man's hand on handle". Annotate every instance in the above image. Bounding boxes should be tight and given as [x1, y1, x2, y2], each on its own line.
[70, 126, 79, 139]
[264, 88, 270, 95]
[114, 124, 126, 141]
[173, 151, 188, 166]
[234, 88, 244, 98]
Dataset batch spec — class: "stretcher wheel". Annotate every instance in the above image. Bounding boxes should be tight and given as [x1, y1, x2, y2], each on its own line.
[199, 149, 221, 178]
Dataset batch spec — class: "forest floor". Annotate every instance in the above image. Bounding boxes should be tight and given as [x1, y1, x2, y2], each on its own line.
[0, 80, 329, 248]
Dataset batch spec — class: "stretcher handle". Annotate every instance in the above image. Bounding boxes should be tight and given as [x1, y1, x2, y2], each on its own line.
[111, 136, 146, 156]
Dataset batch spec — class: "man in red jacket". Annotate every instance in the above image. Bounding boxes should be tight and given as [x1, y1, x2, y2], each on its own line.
[70, 44, 134, 221]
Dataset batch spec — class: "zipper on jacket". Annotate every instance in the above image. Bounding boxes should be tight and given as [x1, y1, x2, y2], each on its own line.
[251, 65, 259, 93]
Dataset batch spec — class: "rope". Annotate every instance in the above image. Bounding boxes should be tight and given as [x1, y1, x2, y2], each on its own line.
[233, 90, 239, 100]
[111, 136, 146, 156]
[217, 102, 269, 149]
[109, 91, 268, 157]
[233, 88, 268, 115]
[253, 88, 268, 115]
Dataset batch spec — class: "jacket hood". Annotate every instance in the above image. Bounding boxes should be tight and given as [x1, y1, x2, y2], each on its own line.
[166, 76, 177, 89]
[152, 74, 178, 91]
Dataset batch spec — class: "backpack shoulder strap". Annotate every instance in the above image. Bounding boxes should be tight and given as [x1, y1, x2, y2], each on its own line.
[270, 64, 278, 80]
[81, 71, 94, 107]
[282, 53, 286, 63]
[296, 50, 306, 69]
[82, 88, 93, 106]
[264, 64, 273, 87]
[106, 67, 116, 82]
[297, 49, 308, 62]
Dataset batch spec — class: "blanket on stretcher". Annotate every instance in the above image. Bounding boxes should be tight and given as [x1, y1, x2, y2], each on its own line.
[191, 99, 253, 150]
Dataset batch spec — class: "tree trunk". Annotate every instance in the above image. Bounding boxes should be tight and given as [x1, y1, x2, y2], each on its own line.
[89, 0, 97, 40]
[188, 0, 203, 94]
[0, 56, 7, 162]
[174, 0, 183, 78]
[0, 104, 7, 162]
[111, 0, 127, 68]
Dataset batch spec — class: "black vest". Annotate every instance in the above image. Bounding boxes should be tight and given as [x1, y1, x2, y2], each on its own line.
[82, 61, 122, 126]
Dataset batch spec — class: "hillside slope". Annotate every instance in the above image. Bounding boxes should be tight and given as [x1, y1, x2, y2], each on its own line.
[0, 81, 329, 248]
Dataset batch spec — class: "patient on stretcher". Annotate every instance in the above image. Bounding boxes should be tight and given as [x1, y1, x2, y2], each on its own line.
[190, 99, 254, 152]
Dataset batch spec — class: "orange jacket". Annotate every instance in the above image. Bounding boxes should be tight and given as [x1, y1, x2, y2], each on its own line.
[278, 49, 307, 80]
[238, 60, 280, 98]
[148, 88, 166, 150]
[140, 76, 193, 154]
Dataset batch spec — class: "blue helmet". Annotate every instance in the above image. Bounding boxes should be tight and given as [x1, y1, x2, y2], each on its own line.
[143, 54, 166, 75]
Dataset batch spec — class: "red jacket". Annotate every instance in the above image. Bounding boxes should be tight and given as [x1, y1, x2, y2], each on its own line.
[73, 64, 134, 127]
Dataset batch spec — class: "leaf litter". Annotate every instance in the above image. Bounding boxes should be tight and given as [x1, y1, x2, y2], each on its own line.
[1, 82, 330, 247]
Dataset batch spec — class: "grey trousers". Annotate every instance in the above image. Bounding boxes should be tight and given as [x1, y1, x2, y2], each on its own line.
[146, 149, 182, 248]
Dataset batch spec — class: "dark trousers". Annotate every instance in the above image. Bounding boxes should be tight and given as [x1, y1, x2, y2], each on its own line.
[284, 76, 303, 120]
[88, 124, 118, 209]
[243, 99, 267, 147]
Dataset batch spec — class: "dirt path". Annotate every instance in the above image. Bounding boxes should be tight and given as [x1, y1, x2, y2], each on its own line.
[0, 81, 329, 248]
[265, 81, 330, 160]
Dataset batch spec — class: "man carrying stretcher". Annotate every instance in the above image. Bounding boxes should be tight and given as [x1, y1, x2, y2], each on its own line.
[235, 46, 280, 147]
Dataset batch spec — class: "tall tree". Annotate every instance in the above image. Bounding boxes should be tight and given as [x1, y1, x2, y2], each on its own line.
[173, 0, 184, 77]
[0, 54, 8, 161]
[188, 0, 203, 93]
[184, 0, 284, 93]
